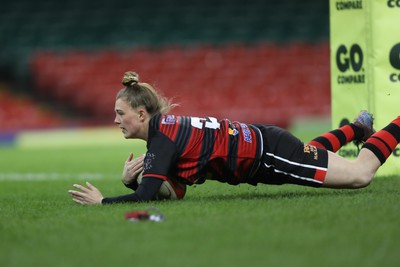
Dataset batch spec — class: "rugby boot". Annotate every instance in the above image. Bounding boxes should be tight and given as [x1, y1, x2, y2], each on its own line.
[352, 110, 376, 144]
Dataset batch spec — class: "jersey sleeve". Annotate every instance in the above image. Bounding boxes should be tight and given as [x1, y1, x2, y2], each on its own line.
[143, 131, 177, 180]
[102, 177, 164, 203]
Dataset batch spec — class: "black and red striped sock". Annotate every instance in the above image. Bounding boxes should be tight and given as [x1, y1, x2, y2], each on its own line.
[308, 124, 363, 152]
[362, 116, 400, 165]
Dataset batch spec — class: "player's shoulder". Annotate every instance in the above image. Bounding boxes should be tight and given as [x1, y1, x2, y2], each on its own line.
[150, 113, 179, 130]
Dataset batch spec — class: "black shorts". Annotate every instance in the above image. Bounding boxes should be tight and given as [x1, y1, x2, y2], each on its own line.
[250, 124, 328, 187]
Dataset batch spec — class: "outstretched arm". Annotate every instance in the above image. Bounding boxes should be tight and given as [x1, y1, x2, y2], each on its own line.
[68, 182, 104, 205]
[102, 177, 163, 204]
[68, 177, 163, 205]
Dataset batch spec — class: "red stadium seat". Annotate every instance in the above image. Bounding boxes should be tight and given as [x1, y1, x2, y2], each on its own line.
[29, 43, 331, 126]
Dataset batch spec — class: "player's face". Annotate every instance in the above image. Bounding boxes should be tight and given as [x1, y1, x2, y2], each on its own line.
[114, 98, 147, 140]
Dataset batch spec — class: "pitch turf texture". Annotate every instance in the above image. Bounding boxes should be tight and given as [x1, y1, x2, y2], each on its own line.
[1, 126, 400, 267]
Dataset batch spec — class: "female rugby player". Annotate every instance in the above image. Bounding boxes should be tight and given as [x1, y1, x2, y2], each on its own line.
[68, 71, 400, 205]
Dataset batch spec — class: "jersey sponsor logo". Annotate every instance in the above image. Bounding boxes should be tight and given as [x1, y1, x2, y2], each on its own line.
[303, 144, 319, 160]
[240, 123, 252, 143]
[228, 127, 239, 136]
[162, 115, 177, 125]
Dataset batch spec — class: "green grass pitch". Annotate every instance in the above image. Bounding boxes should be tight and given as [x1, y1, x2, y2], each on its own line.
[1, 127, 400, 267]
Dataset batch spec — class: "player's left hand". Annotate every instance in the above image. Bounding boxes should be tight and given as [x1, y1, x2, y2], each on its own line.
[68, 182, 104, 205]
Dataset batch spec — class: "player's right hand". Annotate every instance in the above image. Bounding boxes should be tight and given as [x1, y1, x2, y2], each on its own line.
[122, 153, 145, 186]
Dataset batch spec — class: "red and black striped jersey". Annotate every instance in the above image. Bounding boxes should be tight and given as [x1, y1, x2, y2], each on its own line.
[142, 113, 263, 185]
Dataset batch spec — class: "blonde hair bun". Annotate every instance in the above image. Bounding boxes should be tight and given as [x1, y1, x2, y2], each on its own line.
[122, 71, 140, 87]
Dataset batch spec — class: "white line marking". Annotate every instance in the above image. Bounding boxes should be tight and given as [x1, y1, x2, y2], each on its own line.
[0, 173, 105, 181]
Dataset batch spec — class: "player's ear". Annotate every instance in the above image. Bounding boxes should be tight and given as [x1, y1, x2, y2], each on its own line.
[138, 108, 148, 121]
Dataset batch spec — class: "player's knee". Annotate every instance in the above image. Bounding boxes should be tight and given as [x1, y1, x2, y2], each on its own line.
[351, 172, 373, 188]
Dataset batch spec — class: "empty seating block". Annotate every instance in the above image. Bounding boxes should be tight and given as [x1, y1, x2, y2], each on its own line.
[0, 89, 66, 132]
[30, 43, 330, 127]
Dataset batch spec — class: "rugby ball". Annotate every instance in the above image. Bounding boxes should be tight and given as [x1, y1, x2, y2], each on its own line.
[137, 173, 186, 200]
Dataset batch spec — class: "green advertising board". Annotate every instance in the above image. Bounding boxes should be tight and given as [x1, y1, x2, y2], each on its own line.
[330, 0, 400, 175]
